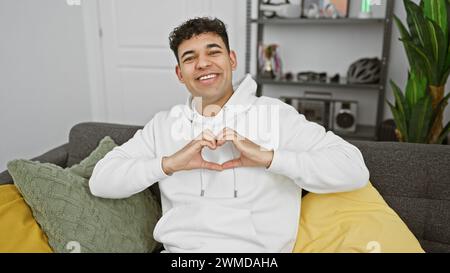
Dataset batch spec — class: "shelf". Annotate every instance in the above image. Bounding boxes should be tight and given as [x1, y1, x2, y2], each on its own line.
[257, 78, 382, 90]
[251, 18, 385, 25]
[247, 0, 395, 136]
[334, 125, 376, 140]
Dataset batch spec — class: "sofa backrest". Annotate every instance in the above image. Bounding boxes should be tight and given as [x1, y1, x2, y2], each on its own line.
[68, 122, 450, 253]
[351, 140, 450, 253]
[67, 122, 143, 167]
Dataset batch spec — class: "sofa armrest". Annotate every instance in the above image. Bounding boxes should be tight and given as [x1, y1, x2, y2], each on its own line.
[0, 143, 69, 185]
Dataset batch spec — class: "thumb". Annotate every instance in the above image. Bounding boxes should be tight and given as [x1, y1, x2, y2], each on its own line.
[201, 160, 223, 171]
[221, 158, 242, 170]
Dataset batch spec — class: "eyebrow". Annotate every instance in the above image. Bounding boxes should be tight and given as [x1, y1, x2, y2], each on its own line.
[206, 43, 223, 50]
[180, 43, 223, 60]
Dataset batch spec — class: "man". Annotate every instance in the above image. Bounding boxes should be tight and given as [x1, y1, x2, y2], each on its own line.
[89, 17, 369, 253]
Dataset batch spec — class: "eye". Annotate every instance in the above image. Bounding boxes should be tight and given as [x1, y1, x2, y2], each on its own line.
[183, 56, 194, 63]
[209, 51, 221, 56]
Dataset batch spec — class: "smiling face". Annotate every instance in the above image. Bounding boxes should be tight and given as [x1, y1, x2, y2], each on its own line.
[175, 32, 237, 108]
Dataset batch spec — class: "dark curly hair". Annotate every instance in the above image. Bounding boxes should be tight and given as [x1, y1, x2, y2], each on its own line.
[169, 17, 230, 64]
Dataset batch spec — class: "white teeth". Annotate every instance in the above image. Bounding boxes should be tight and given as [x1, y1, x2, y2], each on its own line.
[199, 74, 217, 81]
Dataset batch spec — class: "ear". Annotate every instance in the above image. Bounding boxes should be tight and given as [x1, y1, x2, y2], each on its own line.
[175, 65, 185, 83]
[229, 50, 237, 71]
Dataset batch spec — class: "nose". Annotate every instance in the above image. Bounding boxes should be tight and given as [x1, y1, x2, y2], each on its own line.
[196, 54, 212, 70]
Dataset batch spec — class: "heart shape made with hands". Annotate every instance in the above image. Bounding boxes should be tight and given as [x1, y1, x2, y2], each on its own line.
[197, 128, 273, 171]
[163, 128, 274, 175]
[197, 128, 238, 165]
[201, 140, 238, 166]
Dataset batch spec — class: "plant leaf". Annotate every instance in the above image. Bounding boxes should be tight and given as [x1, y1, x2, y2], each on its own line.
[405, 70, 428, 106]
[394, 15, 416, 69]
[404, 0, 433, 54]
[390, 80, 410, 121]
[427, 19, 447, 76]
[408, 94, 433, 143]
[423, 0, 448, 44]
[388, 101, 408, 142]
[401, 39, 436, 83]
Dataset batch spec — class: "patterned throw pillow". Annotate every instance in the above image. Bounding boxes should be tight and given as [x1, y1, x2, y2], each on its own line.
[7, 137, 161, 253]
[68, 136, 117, 179]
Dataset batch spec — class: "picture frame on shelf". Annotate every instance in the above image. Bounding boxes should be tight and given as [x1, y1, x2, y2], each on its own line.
[302, 0, 349, 19]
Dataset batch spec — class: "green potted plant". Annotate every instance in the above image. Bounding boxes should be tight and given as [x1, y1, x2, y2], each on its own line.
[389, 0, 450, 144]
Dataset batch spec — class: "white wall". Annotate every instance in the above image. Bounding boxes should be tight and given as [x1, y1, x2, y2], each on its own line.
[0, 0, 92, 171]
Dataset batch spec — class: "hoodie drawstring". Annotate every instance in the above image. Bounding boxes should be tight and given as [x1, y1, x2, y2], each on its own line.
[230, 144, 238, 198]
[200, 169, 206, 197]
[227, 106, 239, 198]
[197, 106, 238, 198]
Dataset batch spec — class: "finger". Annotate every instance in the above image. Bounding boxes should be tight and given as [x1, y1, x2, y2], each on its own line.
[219, 132, 245, 151]
[217, 128, 237, 144]
[216, 134, 233, 147]
[215, 130, 226, 146]
[219, 127, 235, 138]
[202, 129, 217, 147]
[221, 158, 243, 170]
[216, 127, 229, 140]
[195, 140, 216, 150]
[222, 128, 243, 139]
[201, 160, 223, 171]
[216, 135, 228, 146]
[225, 128, 247, 142]
[223, 127, 235, 134]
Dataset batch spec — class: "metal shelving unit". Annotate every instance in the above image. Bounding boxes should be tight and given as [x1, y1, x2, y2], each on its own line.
[245, 0, 395, 141]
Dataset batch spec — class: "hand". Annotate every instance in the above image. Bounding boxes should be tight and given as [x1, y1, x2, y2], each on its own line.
[162, 130, 223, 175]
[217, 128, 274, 170]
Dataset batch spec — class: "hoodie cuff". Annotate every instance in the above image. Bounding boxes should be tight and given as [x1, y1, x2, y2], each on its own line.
[145, 156, 170, 184]
[267, 149, 298, 178]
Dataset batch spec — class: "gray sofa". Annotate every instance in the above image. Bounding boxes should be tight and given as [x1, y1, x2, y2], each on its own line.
[1, 122, 449, 253]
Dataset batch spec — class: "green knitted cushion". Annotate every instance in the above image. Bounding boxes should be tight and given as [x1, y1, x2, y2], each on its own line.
[7, 136, 161, 253]
[68, 136, 117, 179]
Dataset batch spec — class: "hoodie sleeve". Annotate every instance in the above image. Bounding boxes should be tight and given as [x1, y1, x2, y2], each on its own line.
[267, 105, 369, 194]
[89, 118, 168, 199]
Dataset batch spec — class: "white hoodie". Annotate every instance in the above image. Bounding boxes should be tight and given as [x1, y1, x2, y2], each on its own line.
[89, 74, 369, 253]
